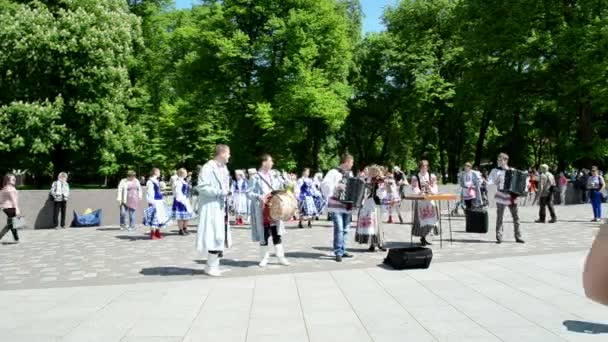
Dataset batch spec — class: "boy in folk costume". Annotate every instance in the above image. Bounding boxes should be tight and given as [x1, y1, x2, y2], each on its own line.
[232, 170, 249, 225]
[297, 168, 318, 228]
[144, 168, 169, 240]
[172, 168, 194, 236]
[356, 165, 387, 252]
[488, 153, 525, 244]
[249, 155, 290, 267]
[196, 145, 232, 277]
[410, 160, 439, 246]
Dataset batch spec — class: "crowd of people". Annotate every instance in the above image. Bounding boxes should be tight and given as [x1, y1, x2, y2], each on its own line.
[0, 150, 606, 256]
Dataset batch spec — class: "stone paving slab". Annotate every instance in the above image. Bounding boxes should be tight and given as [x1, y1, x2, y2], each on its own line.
[0, 204, 602, 290]
[0, 251, 607, 341]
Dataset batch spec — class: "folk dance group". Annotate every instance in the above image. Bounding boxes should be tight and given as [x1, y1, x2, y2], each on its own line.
[138, 146, 531, 276]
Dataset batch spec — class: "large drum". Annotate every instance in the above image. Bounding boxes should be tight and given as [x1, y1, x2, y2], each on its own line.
[268, 190, 298, 221]
[501, 169, 528, 196]
[341, 177, 366, 208]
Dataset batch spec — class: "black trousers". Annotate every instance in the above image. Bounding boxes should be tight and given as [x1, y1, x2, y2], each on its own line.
[0, 208, 19, 242]
[53, 200, 67, 227]
[261, 225, 282, 246]
[464, 199, 473, 209]
[539, 195, 556, 221]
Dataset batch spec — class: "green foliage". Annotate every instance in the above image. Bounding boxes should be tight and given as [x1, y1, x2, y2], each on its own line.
[1, 0, 607, 184]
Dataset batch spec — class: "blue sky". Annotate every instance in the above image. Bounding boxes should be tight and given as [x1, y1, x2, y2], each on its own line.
[173, 0, 397, 33]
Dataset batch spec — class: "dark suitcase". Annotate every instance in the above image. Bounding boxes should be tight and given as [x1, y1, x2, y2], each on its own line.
[383, 247, 433, 270]
[465, 208, 489, 233]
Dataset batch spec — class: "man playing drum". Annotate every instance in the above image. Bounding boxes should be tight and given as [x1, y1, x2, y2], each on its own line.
[248, 154, 290, 267]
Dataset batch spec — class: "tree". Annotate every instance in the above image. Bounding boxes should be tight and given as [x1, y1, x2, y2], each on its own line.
[0, 0, 144, 184]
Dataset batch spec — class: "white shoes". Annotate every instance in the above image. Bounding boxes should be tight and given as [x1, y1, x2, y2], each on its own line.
[275, 244, 290, 266]
[259, 245, 270, 267]
[258, 244, 290, 267]
[205, 253, 221, 277]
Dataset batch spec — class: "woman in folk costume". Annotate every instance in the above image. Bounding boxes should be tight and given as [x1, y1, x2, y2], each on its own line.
[356, 165, 387, 252]
[144, 168, 169, 240]
[232, 170, 249, 225]
[172, 168, 194, 236]
[383, 173, 402, 224]
[459, 162, 482, 209]
[196, 145, 232, 277]
[411, 160, 439, 246]
[249, 155, 290, 267]
[297, 168, 318, 228]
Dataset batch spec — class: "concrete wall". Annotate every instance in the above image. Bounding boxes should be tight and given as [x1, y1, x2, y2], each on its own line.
[13, 183, 587, 229]
[18, 189, 147, 229]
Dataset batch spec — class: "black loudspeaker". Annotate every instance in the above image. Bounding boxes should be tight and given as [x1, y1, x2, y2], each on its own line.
[383, 247, 433, 270]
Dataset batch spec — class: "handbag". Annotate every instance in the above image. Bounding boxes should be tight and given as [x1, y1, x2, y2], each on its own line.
[10, 216, 26, 229]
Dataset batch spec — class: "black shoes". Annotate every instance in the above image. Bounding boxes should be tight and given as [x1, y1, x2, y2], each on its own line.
[420, 237, 433, 246]
[298, 222, 304, 229]
[516, 238, 525, 243]
[548, 219, 557, 223]
[307, 221, 312, 228]
[342, 253, 353, 258]
[335, 255, 343, 262]
[535, 219, 545, 223]
[496, 240, 502, 244]
[368, 245, 376, 252]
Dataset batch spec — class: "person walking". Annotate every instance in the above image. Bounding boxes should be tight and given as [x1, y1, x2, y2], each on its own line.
[558, 172, 568, 205]
[50, 172, 70, 229]
[588, 166, 605, 222]
[0, 174, 20, 243]
[535, 164, 557, 223]
[116, 171, 142, 231]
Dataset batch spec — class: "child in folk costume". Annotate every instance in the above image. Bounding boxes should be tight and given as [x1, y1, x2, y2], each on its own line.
[312, 172, 325, 218]
[411, 160, 439, 246]
[172, 168, 194, 236]
[144, 168, 170, 240]
[249, 155, 290, 267]
[297, 168, 318, 228]
[459, 162, 482, 209]
[356, 165, 387, 252]
[383, 174, 402, 224]
[232, 170, 249, 225]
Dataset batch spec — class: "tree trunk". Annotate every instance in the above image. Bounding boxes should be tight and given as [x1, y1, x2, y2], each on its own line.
[474, 110, 490, 167]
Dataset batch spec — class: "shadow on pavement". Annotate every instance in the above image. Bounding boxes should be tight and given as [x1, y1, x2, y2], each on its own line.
[115, 235, 151, 241]
[313, 246, 370, 253]
[285, 251, 332, 260]
[563, 320, 608, 334]
[140, 267, 196, 276]
[449, 238, 496, 244]
[194, 259, 259, 268]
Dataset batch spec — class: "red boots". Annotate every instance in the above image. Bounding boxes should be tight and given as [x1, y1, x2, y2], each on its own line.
[150, 229, 162, 240]
[387, 216, 394, 224]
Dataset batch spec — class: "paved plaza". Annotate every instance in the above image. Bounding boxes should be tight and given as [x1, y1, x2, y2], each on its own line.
[0, 204, 607, 341]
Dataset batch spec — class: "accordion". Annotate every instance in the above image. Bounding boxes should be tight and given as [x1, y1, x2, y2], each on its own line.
[500, 169, 528, 196]
[339, 177, 366, 208]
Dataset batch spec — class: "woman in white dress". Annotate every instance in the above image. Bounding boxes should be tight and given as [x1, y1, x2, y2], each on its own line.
[410, 160, 439, 246]
[232, 170, 249, 225]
